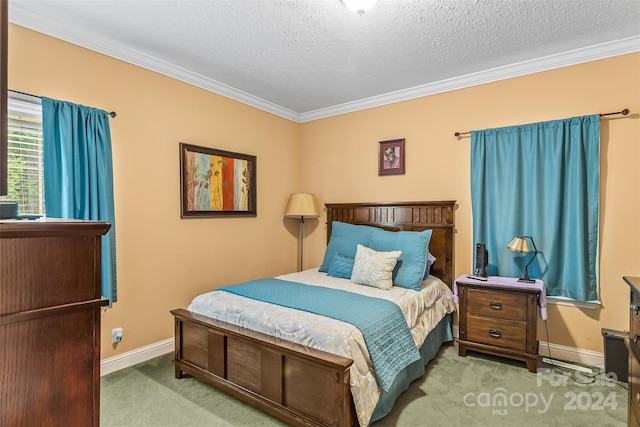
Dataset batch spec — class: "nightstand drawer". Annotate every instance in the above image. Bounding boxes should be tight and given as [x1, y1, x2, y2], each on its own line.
[631, 316, 640, 356]
[467, 315, 527, 351]
[632, 289, 640, 318]
[633, 291, 640, 334]
[467, 288, 527, 321]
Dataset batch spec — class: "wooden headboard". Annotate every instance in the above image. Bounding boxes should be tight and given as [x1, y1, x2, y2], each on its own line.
[325, 201, 456, 288]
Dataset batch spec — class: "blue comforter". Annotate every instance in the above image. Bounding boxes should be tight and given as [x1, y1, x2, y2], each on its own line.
[219, 278, 421, 391]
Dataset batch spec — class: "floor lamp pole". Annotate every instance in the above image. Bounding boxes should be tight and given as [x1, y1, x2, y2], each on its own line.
[298, 217, 305, 272]
[284, 192, 319, 272]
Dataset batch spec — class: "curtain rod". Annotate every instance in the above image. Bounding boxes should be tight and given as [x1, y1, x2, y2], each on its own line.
[8, 89, 117, 118]
[454, 108, 630, 137]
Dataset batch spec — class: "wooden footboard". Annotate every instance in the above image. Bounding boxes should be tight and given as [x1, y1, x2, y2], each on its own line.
[171, 308, 356, 427]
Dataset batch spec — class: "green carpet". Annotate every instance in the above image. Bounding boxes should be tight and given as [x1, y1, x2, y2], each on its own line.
[101, 343, 627, 426]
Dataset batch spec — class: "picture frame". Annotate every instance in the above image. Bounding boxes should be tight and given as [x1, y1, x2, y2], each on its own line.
[180, 142, 256, 218]
[378, 138, 405, 175]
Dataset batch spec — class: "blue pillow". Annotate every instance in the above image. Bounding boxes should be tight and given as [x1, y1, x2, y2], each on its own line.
[370, 229, 433, 291]
[326, 254, 355, 279]
[424, 252, 437, 279]
[319, 221, 377, 272]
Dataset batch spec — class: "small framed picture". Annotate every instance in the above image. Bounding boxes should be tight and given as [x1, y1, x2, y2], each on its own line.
[378, 138, 405, 175]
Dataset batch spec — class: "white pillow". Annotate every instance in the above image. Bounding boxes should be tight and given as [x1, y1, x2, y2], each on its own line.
[350, 244, 401, 290]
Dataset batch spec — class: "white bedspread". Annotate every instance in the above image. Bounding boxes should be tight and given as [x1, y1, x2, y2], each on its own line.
[187, 268, 455, 426]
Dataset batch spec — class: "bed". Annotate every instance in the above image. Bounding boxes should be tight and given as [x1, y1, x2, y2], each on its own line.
[171, 200, 456, 426]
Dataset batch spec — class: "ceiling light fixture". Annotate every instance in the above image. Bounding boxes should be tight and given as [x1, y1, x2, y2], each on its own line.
[342, 0, 378, 15]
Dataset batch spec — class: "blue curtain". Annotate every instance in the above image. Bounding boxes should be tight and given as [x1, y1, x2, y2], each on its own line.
[471, 115, 599, 301]
[42, 97, 117, 304]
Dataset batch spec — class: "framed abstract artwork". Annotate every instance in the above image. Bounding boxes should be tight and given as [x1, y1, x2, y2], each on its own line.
[378, 138, 405, 175]
[179, 142, 256, 218]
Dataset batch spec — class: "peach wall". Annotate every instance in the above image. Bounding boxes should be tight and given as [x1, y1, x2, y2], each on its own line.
[9, 23, 640, 357]
[300, 53, 640, 352]
[9, 24, 302, 358]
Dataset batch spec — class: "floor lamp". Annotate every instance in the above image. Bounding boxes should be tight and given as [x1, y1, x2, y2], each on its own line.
[285, 193, 320, 271]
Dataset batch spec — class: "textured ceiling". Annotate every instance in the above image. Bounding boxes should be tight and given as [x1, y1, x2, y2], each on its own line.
[8, 0, 640, 122]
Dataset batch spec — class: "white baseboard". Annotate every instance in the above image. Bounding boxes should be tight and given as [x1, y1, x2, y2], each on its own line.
[101, 338, 174, 376]
[538, 341, 604, 370]
[100, 335, 606, 376]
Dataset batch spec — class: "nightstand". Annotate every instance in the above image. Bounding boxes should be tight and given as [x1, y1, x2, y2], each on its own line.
[455, 275, 544, 373]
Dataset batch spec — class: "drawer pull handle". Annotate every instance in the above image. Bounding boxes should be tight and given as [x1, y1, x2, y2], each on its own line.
[636, 393, 640, 403]
[634, 335, 640, 344]
[489, 301, 502, 310]
[635, 306, 640, 316]
[489, 329, 502, 338]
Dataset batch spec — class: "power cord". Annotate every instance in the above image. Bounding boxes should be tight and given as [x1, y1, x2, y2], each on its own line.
[542, 319, 628, 390]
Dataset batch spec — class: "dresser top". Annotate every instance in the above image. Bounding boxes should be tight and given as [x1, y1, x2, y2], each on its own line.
[0, 218, 110, 238]
[624, 276, 640, 295]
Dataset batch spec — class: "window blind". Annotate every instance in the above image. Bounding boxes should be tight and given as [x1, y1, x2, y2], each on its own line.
[1, 95, 43, 215]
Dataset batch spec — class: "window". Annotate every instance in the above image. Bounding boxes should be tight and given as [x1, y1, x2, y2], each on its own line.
[0, 93, 43, 215]
[470, 115, 600, 302]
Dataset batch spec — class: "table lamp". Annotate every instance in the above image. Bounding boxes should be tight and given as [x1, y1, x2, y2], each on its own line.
[507, 235, 538, 283]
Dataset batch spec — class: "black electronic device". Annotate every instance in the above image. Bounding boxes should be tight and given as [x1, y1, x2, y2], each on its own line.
[474, 242, 488, 278]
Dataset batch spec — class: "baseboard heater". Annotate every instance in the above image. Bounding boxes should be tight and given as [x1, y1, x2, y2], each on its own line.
[541, 357, 593, 374]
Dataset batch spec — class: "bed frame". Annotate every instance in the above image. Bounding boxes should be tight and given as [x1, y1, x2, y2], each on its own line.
[171, 200, 456, 427]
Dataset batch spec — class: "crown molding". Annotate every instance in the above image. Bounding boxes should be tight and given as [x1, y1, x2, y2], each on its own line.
[300, 35, 640, 122]
[9, 5, 301, 123]
[10, 5, 640, 124]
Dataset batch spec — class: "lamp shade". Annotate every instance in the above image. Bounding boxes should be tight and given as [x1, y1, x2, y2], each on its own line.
[507, 237, 530, 254]
[284, 193, 320, 218]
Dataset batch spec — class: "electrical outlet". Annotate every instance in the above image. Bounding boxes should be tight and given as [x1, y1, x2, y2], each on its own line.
[112, 327, 123, 343]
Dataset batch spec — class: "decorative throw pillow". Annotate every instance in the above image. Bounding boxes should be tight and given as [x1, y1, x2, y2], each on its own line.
[370, 229, 433, 291]
[350, 244, 401, 290]
[326, 254, 355, 279]
[424, 252, 437, 279]
[319, 221, 377, 272]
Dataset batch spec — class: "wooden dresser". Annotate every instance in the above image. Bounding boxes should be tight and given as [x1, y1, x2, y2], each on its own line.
[625, 276, 640, 427]
[0, 219, 110, 427]
[456, 275, 541, 373]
